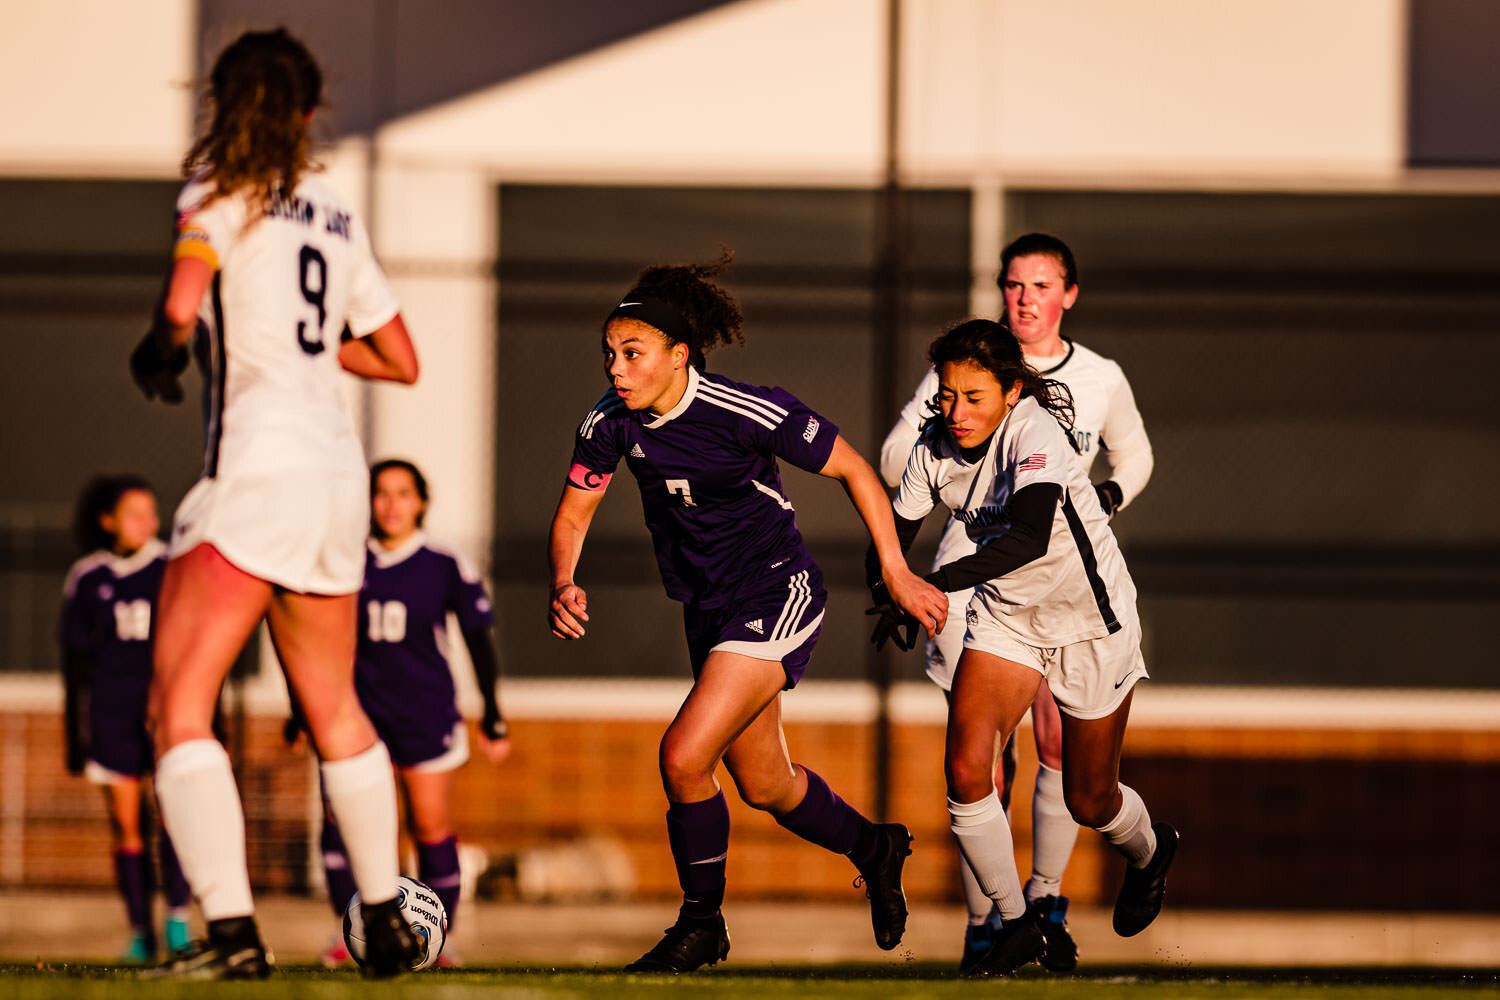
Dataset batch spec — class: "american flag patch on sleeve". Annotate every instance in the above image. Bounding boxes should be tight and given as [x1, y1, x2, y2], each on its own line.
[1017, 452, 1047, 472]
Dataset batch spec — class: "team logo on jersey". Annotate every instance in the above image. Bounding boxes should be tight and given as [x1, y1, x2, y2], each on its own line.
[966, 607, 979, 626]
[744, 619, 765, 635]
[802, 417, 820, 443]
[630, 443, 646, 459]
[1018, 452, 1047, 472]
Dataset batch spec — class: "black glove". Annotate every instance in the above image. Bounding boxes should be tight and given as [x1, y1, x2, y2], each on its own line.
[481, 708, 510, 742]
[130, 330, 190, 404]
[1095, 480, 1124, 519]
[866, 602, 920, 652]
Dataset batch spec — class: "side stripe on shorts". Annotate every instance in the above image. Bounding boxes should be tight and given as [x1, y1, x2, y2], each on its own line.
[772, 570, 812, 640]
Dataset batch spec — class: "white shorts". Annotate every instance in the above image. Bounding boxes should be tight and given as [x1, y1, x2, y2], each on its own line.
[963, 609, 1148, 720]
[169, 467, 368, 595]
[924, 588, 972, 692]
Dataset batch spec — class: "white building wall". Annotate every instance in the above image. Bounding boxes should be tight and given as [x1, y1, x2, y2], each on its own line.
[0, 0, 197, 177]
[902, 0, 1407, 183]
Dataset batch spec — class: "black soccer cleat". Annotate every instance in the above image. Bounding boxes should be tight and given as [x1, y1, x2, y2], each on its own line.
[1113, 822, 1178, 937]
[958, 918, 1000, 975]
[359, 895, 421, 979]
[966, 912, 1045, 977]
[852, 822, 914, 950]
[1029, 894, 1079, 971]
[141, 916, 272, 981]
[625, 910, 730, 973]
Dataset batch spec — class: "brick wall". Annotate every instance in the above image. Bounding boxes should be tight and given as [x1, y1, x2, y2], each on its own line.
[3, 710, 1497, 910]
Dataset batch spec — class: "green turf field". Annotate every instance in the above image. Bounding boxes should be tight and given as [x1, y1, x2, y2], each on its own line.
[4, 964, 1497, 999]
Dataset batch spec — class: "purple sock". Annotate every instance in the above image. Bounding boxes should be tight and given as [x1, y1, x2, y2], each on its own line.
[417, 835, 462, 932]
[321, 820, 359, 917]
[774, 767, 868, 858]
[158, 829, 192, 909]
[113, 849, 152, 935]
[666, 791, 730, 920]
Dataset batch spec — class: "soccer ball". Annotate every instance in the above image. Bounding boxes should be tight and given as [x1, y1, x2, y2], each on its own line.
[342, 875, 448, 971]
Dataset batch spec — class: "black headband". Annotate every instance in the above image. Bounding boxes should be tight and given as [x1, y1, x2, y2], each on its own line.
[603, 294, 694, 347]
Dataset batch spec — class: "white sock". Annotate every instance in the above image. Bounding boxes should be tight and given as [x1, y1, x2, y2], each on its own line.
[1025, 764, 1079, 902]
[155, 739, 253, 922]
[320, 741, 400, 907]
[956, 845, 998, 926]
[1096, 783, 1157, 868]
[948, 791, 1026, 920]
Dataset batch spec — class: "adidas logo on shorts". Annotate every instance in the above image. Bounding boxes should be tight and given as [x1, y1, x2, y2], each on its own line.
[630, 443, 646, 458]
[744, 619, 764, 635]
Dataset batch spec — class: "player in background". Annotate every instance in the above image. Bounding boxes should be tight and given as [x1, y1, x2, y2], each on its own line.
[548, 251, 948, 972]
[309, 459, 511, 967]
[878, 233, 1152, 971]
[870, 319, 1175, 976]
[130, 29, 421, 980]
[58, 476, 192, 962]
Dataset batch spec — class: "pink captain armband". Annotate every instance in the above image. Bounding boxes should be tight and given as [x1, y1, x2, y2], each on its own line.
[567, 463, 612, 492]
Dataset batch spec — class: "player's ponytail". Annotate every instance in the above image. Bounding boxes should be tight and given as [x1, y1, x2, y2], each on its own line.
[608, 246, 744, 371]
[184, 28, 322, 213]
[926, 319, 1080, 453]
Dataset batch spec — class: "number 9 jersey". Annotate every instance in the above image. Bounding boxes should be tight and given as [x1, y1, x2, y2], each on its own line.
[167, 173, 400, 594]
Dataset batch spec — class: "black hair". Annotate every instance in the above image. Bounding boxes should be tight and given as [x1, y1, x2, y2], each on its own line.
[72, 474, 155, 553]
[610, 246, 744, 371]
[998, 232, 1078, 290]
[925, 319, 1080, 453]
[369, 458, 429, 535]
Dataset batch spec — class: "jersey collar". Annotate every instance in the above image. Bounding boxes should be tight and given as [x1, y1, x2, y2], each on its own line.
[1026, 337, 1075, 376]
[105, 537, 165, 577]
[643, 364, 700, 429]
[369, 530, 427, 568]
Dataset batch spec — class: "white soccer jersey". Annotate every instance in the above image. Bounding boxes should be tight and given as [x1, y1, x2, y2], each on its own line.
[893, 396, 1137, 647]
[173, 173, 399, 480]
[879, 338, 1152, 570]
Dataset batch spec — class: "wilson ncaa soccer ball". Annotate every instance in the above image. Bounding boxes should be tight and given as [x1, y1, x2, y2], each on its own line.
[342, 875, 448, 971]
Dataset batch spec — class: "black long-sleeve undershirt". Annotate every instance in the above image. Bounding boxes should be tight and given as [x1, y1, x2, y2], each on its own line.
[460, 627, 506, 735]
[925, 483, 1061, 592]
[866, 482, 1062, 597]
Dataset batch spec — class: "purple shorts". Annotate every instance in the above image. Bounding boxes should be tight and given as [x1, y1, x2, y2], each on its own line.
[684, 565, 827, 689]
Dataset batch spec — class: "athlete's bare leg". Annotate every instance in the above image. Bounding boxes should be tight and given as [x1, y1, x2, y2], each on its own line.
[149, 544, 272, 751]
[103, 779, 145, 852]
[1056, 689, 1133, 828]
[722, 691, 809, 815]
[1031, 683, 1064, 769]
[947, 650, 1041, 803]
[266, 589, 376, 761]
[401, 768, 454, 844]
[658, 651, 786, 805]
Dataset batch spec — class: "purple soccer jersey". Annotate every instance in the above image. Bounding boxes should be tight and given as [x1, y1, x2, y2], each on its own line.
[355, 533, 494, 767]
[570, 366, 838, 608]
[58, 540, 167, 777]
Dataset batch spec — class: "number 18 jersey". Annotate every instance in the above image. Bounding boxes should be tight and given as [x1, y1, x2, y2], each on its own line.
[173, 173, 399, 479]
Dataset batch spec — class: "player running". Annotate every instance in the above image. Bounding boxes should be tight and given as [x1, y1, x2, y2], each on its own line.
[548, 250, 948, 972]
[131, 29, 421, 980]
[870, 319, 1175, 977]
[878, 233, 1153, 972]
[310, 459, 510, 967]
[58, 476, 192, 962]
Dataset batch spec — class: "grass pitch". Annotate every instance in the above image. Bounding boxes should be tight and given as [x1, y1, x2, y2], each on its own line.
[3, 963, 1497, 1000]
